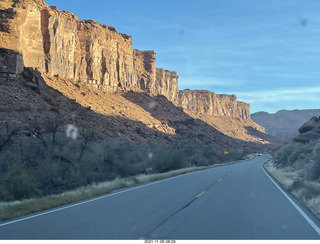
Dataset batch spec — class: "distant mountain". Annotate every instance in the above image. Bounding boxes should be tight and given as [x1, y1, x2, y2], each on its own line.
[251, 109, 320, 140]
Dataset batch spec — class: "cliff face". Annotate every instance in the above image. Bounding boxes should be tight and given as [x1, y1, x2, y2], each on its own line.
[0, 48, 24, 76]
[1, 0, 251, 122]
[155, 68, 179, 102]
[0, 0, 135, 91]
[0, 0, 46, 71]
[133, 50, 156, 92]
[174, 89, 250, 120]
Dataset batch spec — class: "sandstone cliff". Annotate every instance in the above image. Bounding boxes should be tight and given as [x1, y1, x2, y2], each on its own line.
[156, 68, 179, 102]
[0, 0, 282, 148]
[0, 0, 252, 121]
[133, 49, 156, 92]
[0, 51, 283, 152]
[0, 0, 136, 91]
[174, 89, 250, 120]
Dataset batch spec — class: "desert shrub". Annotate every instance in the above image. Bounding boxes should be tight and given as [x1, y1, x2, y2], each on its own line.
[152, 146, 187, 173]
[0, 118, 251, 202]
[0, 166, 42, 201]
[36, 157, 68, 195]
[272, 139, 320, 183]
[273, 143, 302, 168]
[309, 142, 320, 181]
[308, 162, 320, 181]
[179, 141, 225, 166]
[291, 180, 320, 200]
[223, 150, 246, 162]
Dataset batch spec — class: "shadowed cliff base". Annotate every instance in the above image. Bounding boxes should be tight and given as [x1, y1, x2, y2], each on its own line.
[0, 48, 286, 206]
[0, 0, 283, 151]
[0, 48, 283, 153]
[122, 91, 283, 151]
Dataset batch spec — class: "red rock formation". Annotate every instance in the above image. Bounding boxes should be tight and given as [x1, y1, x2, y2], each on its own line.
[155, 68, 179, 102]
[0, 0, 251, 121]
[133, 49, 156, 92]
[174, 89, 250, 120]
[0, 0, 135, 91]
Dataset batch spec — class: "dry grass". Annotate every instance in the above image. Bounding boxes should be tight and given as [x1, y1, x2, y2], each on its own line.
[0, 157, 253, 222]
[291, 181, 320, 219]
[264, 161, 320, 219]
[264, 161, 298, 190]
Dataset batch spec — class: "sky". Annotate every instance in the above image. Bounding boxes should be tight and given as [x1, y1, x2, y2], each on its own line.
[45, 0, 320, 114]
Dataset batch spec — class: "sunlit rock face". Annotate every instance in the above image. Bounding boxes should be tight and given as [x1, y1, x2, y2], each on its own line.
[1, 0, 135, 91]
[133, 50, 156, 92]
[0, 0, 251, 121]
[155, 68, 179, 103]
[174, 89, 250, 120]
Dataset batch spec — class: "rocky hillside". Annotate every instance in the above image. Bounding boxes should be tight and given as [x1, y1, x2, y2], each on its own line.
[269, 116, 320, 218]
[252, 109, 320, 140]
[0, 0, 283, 151]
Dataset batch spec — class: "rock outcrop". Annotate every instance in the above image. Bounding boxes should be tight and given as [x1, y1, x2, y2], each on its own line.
[0, 0, 136, 91]
[155, 68, 179, 102]
[0, 0, 253, 121]
[133, 50, 156, 92]
[294, 116, 320, 143]
[174, 89, 250, 120]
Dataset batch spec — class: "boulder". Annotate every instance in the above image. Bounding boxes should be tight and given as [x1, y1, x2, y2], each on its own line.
[294, 116, 320, 143]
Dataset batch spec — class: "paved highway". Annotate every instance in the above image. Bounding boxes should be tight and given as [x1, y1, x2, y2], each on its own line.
[0, 154, 319, 239]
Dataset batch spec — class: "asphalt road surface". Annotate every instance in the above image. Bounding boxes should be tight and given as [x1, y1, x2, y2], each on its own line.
[0, 154, 319, 239]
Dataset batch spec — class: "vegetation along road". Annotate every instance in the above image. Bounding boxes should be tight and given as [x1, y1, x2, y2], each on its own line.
[0, 155, 319, 239]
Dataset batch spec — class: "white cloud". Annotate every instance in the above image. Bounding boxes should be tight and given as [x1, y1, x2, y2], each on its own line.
[179, 76, 246, 89]
[236, 86, 320, 103]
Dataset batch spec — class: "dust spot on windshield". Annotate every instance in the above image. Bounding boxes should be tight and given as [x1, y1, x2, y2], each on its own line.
[66, 124, 78, 140]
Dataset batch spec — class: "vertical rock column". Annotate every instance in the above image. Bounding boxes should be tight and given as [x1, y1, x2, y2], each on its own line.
[133, 49, 156, 92]
[155, 68, 179, 102]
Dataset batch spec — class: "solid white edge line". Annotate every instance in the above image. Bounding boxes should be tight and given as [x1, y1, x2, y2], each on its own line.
[261, 163, 320, 236]
[0, 166, 207, 227]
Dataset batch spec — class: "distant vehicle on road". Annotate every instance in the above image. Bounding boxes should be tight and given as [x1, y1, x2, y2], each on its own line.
[257, 153, 262, 156]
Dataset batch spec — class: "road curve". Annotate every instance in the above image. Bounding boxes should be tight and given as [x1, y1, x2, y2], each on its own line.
[0, 155, 319, 239]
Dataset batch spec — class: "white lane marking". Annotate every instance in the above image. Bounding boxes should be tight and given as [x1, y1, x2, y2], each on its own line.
[195, 191, 205, 198]
[0, 167, 212, 227]
[261, 163, 320, 236]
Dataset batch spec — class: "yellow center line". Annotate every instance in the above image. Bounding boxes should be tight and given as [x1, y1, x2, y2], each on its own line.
[195, 191, 205, 198]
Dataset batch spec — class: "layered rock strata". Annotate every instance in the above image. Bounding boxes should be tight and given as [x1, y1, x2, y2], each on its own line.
[0, 0, 251, 121]
[155, 68, 179, 102]
[174, 89, 250, 120]
[133, 50, 156, 92]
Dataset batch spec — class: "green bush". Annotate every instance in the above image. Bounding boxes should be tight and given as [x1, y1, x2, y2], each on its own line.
[0, 121, 251, 202]
[152, 146, 187, 173]
[0, 166, 42, 201]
